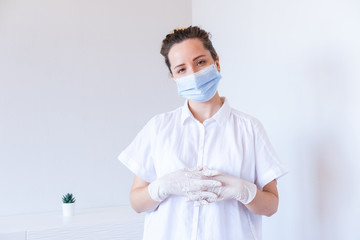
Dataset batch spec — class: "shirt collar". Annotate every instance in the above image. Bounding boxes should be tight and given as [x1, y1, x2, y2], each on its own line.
[181, 97, 232, 126]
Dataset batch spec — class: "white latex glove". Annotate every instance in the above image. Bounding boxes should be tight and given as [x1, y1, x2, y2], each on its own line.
[201, 168, 258, 205]
[148, 168, 222, 202]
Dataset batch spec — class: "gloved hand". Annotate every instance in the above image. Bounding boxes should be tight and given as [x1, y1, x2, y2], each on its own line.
[148, 168, 222, 202]
[201, 167, 258, 205]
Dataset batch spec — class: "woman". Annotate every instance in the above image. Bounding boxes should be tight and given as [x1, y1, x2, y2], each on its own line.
[118, 26, 287, 240]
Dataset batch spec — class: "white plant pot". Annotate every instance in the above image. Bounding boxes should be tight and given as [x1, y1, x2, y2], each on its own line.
[62, 203, 75, 216]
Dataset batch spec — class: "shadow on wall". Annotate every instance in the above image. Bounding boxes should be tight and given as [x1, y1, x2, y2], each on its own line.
[313, 136, 353, 240]
[299, 45, 357, 240]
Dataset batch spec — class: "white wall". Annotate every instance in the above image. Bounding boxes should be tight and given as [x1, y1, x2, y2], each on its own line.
[2, 1, 360, 238]
[0, 0, 190, 216]
[193, 0, 360, 239]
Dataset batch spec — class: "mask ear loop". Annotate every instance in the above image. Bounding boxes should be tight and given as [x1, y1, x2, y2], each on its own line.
[214, 60, 220, 72]
[168, 72, 176, 82]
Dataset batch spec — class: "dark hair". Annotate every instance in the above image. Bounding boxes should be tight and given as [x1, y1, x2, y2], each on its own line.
[160, 26, 218, 73]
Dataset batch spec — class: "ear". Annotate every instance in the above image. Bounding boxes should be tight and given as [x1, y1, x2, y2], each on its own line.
[169, 72, 177, 82]
[215, 56, 220, 72]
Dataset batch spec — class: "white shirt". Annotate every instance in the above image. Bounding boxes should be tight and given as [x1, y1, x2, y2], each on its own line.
[118, 97, 287, 240]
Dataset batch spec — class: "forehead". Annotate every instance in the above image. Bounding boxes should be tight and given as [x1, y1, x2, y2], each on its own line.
[168, 38, 210, 65]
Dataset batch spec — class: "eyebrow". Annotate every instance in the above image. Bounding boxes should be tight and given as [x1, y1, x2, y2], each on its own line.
[173, 55, 207, 71]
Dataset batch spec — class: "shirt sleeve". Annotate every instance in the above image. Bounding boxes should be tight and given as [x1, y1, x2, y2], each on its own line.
[117, 116, 158, 183]
[253, 120, 288, 190]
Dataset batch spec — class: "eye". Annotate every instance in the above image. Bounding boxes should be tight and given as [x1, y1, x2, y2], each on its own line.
[197, 60, 206, 65]
[177, 68, 185, 74]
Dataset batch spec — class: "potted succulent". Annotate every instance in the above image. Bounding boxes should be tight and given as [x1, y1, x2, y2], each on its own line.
[62, 193, 76, 216]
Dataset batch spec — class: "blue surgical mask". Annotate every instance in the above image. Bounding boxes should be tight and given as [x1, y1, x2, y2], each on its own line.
[174, 64, 222, 102]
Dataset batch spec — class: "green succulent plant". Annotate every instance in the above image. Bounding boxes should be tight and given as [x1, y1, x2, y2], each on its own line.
[62, 193, 76, 203]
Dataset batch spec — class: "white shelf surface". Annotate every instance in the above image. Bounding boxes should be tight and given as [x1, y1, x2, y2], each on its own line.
[0, 206, 144, 240]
